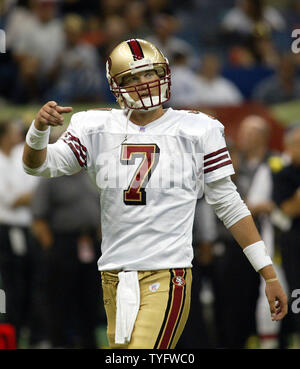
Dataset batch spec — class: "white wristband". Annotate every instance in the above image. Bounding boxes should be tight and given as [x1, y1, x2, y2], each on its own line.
[243, 241, 272, 272]
[26, 121, 50, 150]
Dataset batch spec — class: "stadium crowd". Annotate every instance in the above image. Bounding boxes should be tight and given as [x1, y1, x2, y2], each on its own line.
[1, 0, 300, 105]
[0, 0, 300, 349]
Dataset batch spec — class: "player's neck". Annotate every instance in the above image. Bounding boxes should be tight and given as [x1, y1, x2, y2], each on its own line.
[130, 106, 165, 126]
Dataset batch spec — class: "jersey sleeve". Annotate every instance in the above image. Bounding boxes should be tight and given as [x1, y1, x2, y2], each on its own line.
[202, 120, 235, 183]
[59, 112, 88, 170]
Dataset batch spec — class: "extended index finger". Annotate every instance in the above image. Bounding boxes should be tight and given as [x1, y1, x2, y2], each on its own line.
[55, 106, 73, 114]
[47, 101, 57, 108]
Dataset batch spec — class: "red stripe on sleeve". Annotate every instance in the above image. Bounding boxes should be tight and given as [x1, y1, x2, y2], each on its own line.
[63, 132, 87, 164]
[204, 160, 232, 174]
[66, 132, 87, 152]
[204, 147, 227, 160]
[63, 140, 86, 167]
[204, 153, 229, 167]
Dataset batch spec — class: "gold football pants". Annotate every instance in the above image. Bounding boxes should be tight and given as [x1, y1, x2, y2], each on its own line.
[101, 268, 192, 349]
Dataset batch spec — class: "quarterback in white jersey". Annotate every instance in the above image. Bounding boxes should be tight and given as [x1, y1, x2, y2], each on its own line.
[23, 39, 287, 348]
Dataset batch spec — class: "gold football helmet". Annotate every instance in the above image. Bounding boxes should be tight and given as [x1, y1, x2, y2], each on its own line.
[106, 39, 171, 111]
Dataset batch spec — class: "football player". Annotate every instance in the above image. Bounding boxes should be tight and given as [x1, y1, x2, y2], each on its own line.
[22, 39, 287, 349]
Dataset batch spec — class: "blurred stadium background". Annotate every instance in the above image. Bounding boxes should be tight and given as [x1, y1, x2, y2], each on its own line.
[0, 0, 300, 349]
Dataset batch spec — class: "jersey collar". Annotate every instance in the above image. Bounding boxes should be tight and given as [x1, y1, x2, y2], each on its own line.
[126, 108, 173, 132]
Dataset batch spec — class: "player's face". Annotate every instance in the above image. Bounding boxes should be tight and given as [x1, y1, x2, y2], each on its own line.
[121, 70, 160, 102]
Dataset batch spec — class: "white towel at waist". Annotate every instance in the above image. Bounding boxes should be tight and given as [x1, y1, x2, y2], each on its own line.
[115, 271, 140, 345]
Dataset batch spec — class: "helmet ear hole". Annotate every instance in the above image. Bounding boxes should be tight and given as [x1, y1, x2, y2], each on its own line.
[116, 76, 124, 86]
[155, 66, 165, 78]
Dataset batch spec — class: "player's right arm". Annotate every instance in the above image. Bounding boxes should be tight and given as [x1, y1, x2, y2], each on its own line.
[22, 101, 85, 178]
[23, 101, 71, 169]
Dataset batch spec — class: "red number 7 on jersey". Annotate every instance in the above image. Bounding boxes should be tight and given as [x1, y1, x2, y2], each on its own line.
[121, 144, 160, 205]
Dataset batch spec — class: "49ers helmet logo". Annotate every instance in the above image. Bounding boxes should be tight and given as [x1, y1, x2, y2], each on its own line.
[172, 276, 186, 287]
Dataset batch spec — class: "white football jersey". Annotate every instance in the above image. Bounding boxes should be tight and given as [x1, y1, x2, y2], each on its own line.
[40, 108, 234, 271]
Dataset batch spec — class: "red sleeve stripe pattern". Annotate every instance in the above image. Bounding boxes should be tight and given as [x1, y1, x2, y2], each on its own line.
[204, 147, 232, 174]
[62, 132, 87, 168]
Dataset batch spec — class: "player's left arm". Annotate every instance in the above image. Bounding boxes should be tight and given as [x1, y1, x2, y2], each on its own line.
[229, 215, 287, 321]
[204, 177, 288, 322]
[201, 117, 287, 321]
